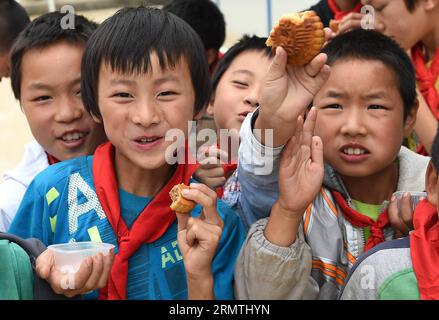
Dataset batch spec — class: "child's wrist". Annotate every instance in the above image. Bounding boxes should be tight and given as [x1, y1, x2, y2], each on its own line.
[187, 273, 215, 300]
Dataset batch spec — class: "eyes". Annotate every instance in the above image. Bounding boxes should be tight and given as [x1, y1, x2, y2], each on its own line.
[232, 80, 248, 88]
[321, 104, 389, 110]
[110, 91, 178, 100]
[31, 89, 81, 103]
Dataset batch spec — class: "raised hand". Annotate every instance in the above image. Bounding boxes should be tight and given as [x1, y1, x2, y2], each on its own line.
[193, 145, 229, 190]
[175, 183, 224, 299]
[255, 29, 332, 147]
[264, 108, 324, 246]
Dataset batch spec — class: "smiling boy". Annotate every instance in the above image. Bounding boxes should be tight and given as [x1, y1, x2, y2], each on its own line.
[8, 7, 244, 300]
[0, 12, 107, 232]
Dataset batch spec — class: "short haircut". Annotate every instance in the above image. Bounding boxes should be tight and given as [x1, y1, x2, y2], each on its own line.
[211, 35, 273, 94]
[81, 7, 210, 119]
[163, 0, 225, 51]
[10, 11, 98, 100]
[431, 127, 439, 171]
[322, 29, 417, 121]
[0, 0, 30, 54]
[403, 0, 419, 12]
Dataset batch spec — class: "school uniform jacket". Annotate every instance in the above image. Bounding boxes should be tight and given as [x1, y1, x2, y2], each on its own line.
[233, 111, 430, 300]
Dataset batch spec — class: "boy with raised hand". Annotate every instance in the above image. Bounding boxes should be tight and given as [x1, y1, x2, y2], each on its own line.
[341, 127, 439, 300]
[0, 12, 107, 232]
[362, 0, 439, 155]
[0, 0, 29, 82]
[9, 7, 245, 300]
[234, 29, 429, 299]
[194, 35, 273, 203]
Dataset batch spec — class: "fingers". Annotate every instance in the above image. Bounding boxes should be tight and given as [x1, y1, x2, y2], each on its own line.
[36, 249, 55, 280]
[198, 145, 229, 167]
[266, 47, 288, 82]
[400, 193, 414, 230]
[185, 218, 223, 249]
[97, 249, 115, 288]
[311, 136, 324, 167]
[303, 107, 318, 147]
[303, 53, 328, 78]
[388, 194, 412, 237]
[338, 13, 364, 34]
[183, 183, 223, 227]
[82, 253, 104, 293]
[176, 212, 190, 232]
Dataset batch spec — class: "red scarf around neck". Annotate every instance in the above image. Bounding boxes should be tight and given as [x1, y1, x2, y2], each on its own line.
[410, 199, 439, 300]
[411, 43, 439, 119]
[46, 153, 60, 165]
[93, 142, 199, 300]
[332, 191, 390, 252]
[328, 0, 363, 21]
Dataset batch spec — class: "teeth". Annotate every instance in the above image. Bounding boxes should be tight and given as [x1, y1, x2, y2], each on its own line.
[139, 137, 158, 143]
[343, 148, 366, 155]
[62, 132, 84, 142]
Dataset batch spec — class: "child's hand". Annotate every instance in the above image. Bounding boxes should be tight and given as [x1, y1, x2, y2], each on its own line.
[256, 30, 331, 147]
[194, 145, 229, 190]
[337, 13, 365, 35]
[176, 183, 224, 299]
[277, 108, 324, 216]
[264, 108, 324, 246]
[36, 248, 115, 298]
[388, 192, 417, 238]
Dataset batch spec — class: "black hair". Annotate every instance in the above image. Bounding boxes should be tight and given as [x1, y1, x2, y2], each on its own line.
[0, 0, 30, 54]
[10, 11, 98, 100]
[81, 7, 210, 119]
[431, 127, 439, 171]
[163, 0, 225, 51]
[211, 35, 273, 95]
[321, 29, 417, 121]
[404, 0, 419, 12]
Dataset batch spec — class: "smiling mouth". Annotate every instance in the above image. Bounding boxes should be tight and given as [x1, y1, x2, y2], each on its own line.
[60, 131, 86, 142]
[341, 148, 369, 156]
[135, 137, 162, 144]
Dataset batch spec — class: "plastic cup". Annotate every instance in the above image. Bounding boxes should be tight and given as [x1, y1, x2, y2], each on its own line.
[392, 191, 427, 212]
[48, 241, 115, 274]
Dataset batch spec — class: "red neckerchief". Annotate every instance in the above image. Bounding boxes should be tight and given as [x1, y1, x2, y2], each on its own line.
[327, 0, 363, 21]
[209, 51, 224, 76]
[332, 191, 390, 252]
[411, 43, 439, 119]
[93, 142, 199, 300]
[217, 163, 238, 198]
[46, 153, 60, 165]
[410, 199, 439, 300]
[411, 43, 439, 156]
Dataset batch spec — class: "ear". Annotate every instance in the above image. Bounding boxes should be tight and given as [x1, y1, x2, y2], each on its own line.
[421, 0, 438, 11]
[426, 161, 439, 206]
[206, 99, 215, 116]
[206, 49, 218, 68]
[403, 99, 419, 138]
[91, 113, 103, 124]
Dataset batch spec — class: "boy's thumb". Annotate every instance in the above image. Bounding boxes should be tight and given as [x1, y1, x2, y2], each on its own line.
[266, 47, 287, 82]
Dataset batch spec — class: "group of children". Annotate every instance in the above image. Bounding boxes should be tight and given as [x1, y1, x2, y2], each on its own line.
[0, 0, 438, 300]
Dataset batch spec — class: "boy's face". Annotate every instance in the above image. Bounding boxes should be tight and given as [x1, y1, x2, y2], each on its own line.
[20, 41, 106, 161]
[97, 53, 196, 171]
[363, 0, 431, 50]
[313, 59, 416, 178]
[207, 50, 272, 132]
[0, 52, 9, 81]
